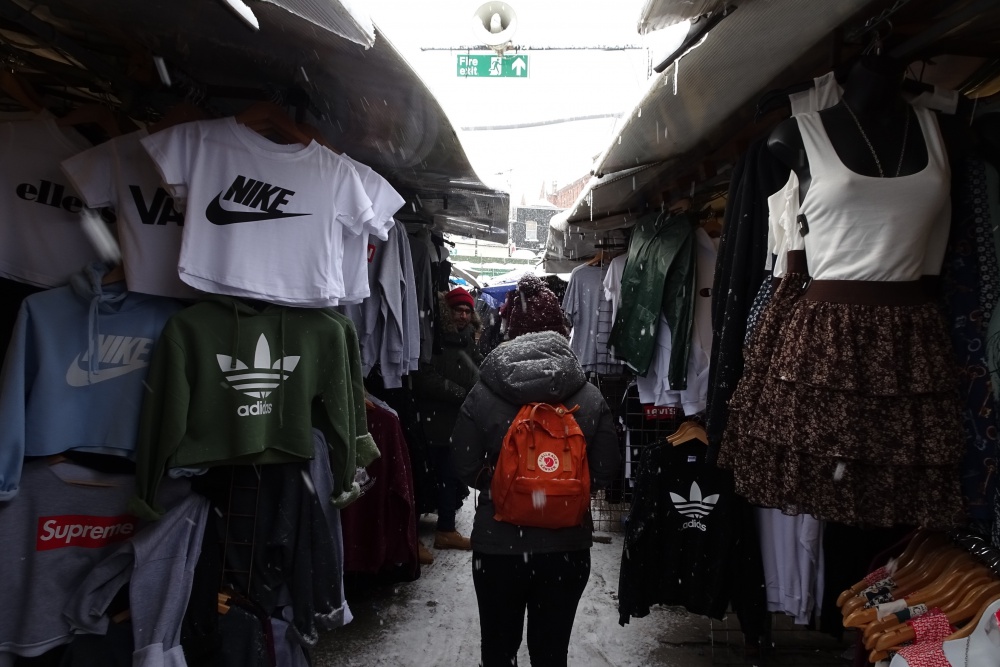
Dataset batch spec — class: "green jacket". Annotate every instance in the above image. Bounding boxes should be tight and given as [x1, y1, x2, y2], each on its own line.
[609, 211, 697, 386]
[411, 294, 483, 448]
[131, 296, 379, 519]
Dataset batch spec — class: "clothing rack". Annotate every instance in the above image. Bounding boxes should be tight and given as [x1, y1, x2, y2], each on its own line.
[217, 465, 263, 597]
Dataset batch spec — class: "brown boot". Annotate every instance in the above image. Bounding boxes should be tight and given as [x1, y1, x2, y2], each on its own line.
[418, 542, 435, 565]
[434, 530, 472, 550]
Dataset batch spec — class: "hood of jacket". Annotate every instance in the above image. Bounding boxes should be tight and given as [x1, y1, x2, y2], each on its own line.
[437, 292, 482, 336]
[205, 294, 294, 425]
[479, 331, 586, 405]
[70, 262, 148, 384]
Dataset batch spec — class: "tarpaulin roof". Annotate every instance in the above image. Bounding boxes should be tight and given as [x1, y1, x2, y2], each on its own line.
[563, 0, 878, 228]
[638, 0, 739, 34]
[0, 0, 509, 242]
[263, 0, 375, 48]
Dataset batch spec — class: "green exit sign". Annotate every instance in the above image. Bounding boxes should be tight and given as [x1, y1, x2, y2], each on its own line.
[456, 54, 529, 78]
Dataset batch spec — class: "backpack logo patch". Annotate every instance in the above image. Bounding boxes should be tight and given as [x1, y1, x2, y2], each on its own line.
[537, 452, 559, 473]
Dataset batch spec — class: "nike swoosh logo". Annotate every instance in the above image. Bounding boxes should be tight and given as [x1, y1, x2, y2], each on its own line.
[205, 193, 310, 225]
[65, 357, 149, 387]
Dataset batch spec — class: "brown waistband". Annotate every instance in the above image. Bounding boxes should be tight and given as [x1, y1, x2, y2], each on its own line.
[803, 279, 929, 306]
[786, 250, 808, 275]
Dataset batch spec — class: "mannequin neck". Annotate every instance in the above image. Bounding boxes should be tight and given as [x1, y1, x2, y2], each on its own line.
[841, 55, 906, 120]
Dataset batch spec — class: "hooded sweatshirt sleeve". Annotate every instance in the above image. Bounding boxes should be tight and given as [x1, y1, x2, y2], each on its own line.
[451, 385, 490, 489]
[0, 303, 32, 501]
[131, 328, 190, 519]
[324, 311, 379, 468]
[583, 387, 621, 489]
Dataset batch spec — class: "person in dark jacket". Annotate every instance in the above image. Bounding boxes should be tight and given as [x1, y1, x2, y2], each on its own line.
[411, 287, 483, 558]
[451, 280, 621, 667]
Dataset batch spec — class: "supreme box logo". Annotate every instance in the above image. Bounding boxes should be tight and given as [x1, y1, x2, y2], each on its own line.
[36, 514, 137, 551]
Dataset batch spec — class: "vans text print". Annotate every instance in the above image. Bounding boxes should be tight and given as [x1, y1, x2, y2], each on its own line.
[206, 175, 309, 225]
[670, 482, 719, 532]
[217, 334, 300, 417]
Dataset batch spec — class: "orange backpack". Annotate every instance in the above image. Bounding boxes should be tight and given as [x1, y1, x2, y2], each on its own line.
[490, 402, 591, 529]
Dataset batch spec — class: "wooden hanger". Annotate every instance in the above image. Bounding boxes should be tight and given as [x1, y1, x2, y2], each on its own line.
[217, 592, 231, 615]
[945, 583, 1000, 640]
[235, 101, 312, 146]
[841, 547, 964, 617]
[869, 582, 1000, 662]
[837, 530, 934, 607]
[861, 569, 992, 649]
[668, 421, 707, 446]
[584, 250, 604, 267]
[147, 101, 207, 134]
[851, 565, 989, 631]
[297, 121, 341, 154]
[57, 104, 123, 139]
[0, 70, 44, 113]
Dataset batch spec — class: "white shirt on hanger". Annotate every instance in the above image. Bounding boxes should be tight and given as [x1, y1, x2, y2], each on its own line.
[62, 129, 200, 299]
[0, 116, 97, 287]
[140, 118, 374, 305]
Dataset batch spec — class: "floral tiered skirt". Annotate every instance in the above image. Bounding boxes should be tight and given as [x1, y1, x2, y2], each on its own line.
[718, 253, 965, 529]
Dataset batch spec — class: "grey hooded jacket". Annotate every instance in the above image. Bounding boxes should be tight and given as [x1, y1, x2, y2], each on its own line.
[451, 331, 620, 555]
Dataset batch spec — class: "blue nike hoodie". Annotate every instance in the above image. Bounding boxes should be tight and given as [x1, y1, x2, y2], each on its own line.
[0, 262, 183, 501]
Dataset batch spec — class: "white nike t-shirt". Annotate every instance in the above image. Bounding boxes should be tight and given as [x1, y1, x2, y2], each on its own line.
[337, 155, 405, 304]
[61, 129, 200, 300]
[140, 118, 375, 305]
[0, 116, 99, 287]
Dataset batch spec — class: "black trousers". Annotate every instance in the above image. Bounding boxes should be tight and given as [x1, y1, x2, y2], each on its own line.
[472, 550, 590, 667]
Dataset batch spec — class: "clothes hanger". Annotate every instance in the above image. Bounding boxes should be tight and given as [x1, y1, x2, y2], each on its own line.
[147, 101, 207, 134]
[837, 530, 938, 608]
[235, 101, 312, 146]
[0, 70, 44, 113]
[296, 121, 342, 154]
[869, 582, 1000, 662]
[56, 103, 126, 139]
[853, 566, 990, 634]
[861, 570, 993, 649]
[841, 548, 965, 617]
[944, 584, 1000, 640]
[585, 250, 605, 267]
[666, 422, 694, 443]
[670, 421, 708, 446]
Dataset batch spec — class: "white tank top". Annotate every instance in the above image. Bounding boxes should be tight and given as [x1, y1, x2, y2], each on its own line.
[795, 104, 951, 282]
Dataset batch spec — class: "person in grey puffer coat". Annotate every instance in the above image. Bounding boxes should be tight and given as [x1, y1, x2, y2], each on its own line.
[451, 321, 620, 667]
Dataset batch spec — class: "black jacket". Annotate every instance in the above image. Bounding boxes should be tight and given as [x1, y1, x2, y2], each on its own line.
[411, 293, 483, 448]
[451, 331, 620, 555]
[618, 441, 760, 625]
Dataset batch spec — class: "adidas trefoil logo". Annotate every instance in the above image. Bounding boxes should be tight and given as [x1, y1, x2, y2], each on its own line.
[670, 482, 719, 532]
[217, 334, 300, 417]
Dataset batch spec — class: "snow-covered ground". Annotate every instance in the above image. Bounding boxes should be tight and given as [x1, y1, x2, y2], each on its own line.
[313, 500, 716, 667]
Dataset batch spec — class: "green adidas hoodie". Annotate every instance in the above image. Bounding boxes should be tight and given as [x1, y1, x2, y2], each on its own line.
[131, 296, 379, 519]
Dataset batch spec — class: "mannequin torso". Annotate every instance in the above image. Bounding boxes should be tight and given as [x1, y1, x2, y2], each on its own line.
[769, 55, 931, 202]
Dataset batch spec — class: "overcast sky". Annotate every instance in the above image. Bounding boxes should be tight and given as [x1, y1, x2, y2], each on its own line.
[369, 0, 686, 203]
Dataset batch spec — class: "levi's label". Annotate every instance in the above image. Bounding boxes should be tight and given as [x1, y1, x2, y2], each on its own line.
[367, 244, 376, 263]
[36, 514, 137, 551]
[644, 405, 678, 420]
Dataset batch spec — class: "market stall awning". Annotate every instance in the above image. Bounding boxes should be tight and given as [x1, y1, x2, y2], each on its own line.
[563, 0, 878, 228]
[264, 0, 375, 48]
[638, 0, 740, 34]
[0, 0, 508, 241]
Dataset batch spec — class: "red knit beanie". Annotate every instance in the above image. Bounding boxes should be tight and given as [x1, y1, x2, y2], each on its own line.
[445, 287, 474, 310]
